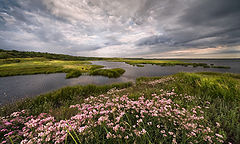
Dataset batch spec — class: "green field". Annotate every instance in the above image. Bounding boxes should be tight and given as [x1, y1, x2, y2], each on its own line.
[0, 57, 127, 78]
[0, 57, 103, 78]
[1, 72, 239, 143]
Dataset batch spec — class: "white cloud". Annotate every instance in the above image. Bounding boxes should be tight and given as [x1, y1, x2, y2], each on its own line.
[0, 0, 239, 58]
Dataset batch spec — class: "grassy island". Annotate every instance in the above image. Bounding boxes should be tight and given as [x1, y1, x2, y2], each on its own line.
[90, 68, 126, 78]
[0, 72, 239, 143]
[110, 59, 231, 69]
[0, 50, 127, 78]
[0, 57, 105, 78]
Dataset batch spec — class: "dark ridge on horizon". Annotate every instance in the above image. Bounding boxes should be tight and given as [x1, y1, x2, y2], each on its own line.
[1, 49, 239, 60]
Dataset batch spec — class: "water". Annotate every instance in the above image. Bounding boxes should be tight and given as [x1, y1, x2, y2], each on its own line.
[0, 60, 239, 105]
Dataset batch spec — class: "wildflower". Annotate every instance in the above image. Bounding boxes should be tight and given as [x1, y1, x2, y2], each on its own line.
[191, 132, 196, 137]
[4, 121, 12, 126]
[141, 129, 147, 134]
[113, 124, 120, 132]
[147, 122, 152, 125]
[172, 138, 177, 144]
[106, 132, 112, 139]
[215, 134, 223, 139]
[137, 119, 143, 123]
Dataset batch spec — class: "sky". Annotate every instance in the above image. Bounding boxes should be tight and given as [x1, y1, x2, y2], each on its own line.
[0, 0, 240, 58]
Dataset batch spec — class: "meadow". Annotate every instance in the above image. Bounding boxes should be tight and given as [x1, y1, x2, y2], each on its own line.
[0, 49, 231, 79]
[0, 58, 126, 79]
[0, 72, 239, 143]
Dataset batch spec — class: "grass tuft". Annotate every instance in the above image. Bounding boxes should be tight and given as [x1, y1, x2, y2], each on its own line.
[90, 68, 125, 78]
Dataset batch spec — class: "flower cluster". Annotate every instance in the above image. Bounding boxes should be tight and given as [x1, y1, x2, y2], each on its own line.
[1, 90, 225, 143]
[0, 110, 30, 144]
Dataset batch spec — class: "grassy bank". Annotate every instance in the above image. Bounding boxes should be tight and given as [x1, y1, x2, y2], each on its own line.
[1, 49, 231, 70]
[0, 57, 105, 78]
[110, 59, 231, 69]
[0, 82, 133, 119]
[0, 72, 239, 143]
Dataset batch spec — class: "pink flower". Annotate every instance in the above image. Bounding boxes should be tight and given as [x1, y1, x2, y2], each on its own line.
[4, 121, 12, 126]
[137, 119, 143, 123]
[161, 130, 165, 133]
[141, 129, 147, 134]
[215, 134, 223, 139]
[106, 132, 112, 139]
[113, 124, 120, 132]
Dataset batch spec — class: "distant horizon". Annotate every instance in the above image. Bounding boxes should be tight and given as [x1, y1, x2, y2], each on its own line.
[0, 0, 240, 58]
[1, 48, 240, 59]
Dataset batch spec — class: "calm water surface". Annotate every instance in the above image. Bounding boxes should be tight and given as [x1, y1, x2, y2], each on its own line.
[0, 60, 239, 105]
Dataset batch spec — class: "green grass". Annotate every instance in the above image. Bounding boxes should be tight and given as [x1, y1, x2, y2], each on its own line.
[0, 57, 105, 78]
[0, 82, 133, 120]
[66, 70, 82, 79]
[134, 72, 240, 143]
[90, 68, 126, 78]
[211, 65, 231, 69]
[0, 69, 239, 142]
[0, 72, 240, 143]
[110, 59, 231, 69]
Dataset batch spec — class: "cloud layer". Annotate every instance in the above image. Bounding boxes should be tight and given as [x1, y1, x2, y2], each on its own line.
[0, 0, 240, 58]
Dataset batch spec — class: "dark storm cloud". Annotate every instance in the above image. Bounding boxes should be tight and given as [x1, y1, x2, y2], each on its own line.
[0, 0, 239, 57]
[138, 0, 240, 48]
[180, 0, 240, 27]
[136, 35, 174, 46]
[171, 0, 240, 48]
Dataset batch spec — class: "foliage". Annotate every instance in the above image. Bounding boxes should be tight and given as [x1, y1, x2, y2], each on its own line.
[0, 57, 104, 78]
[0, 82, 133, 118]
[66, 70, 82, 79]
[90, 68, 126, 78]
[0, 72, 239, 143]
[0, 49, 102, 61]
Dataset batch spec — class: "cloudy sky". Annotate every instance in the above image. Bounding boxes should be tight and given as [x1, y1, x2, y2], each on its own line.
[0, 0, 240, 58]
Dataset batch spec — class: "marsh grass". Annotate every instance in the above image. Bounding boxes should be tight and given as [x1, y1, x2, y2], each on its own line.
[0, 57, 105, 78]
[90, 68, 126, 78]
[66, 70, 82, 79]
[0, 72, 239, 143]
[135, 72, 240, 142]
[0, 82, 133, 120]
[111, 59, 231, 69]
